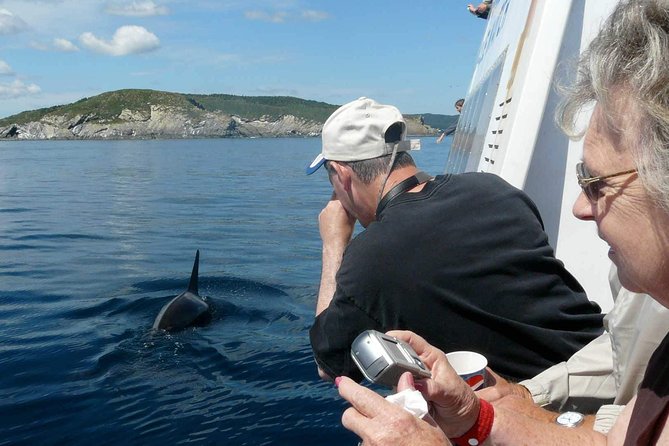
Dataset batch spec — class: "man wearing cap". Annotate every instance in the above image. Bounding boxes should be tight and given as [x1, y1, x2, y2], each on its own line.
[307, 97, 603, 383]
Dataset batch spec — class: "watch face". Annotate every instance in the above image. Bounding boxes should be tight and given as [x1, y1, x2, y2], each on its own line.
[556, 411, 584, 427]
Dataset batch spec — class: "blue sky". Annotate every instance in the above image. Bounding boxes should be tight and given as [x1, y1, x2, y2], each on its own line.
[0, 0, 488, 119]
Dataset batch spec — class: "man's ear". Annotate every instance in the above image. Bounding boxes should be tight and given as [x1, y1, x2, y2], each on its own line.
[329, 162, 353, 192]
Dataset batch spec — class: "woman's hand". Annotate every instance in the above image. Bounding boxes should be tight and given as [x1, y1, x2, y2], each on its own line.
[337, 372, 451, 446]
[388, 330, 481, 438]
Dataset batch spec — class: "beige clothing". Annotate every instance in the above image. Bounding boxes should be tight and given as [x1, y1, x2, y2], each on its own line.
[520, 266, 669, 433]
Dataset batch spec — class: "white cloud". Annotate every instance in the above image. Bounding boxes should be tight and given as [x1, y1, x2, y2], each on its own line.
[0, 60, 14, 76]
[105, 1, 169, 17]
[0, 1, 101, 38]
[301, 10, 329, 22]
[79, 25, 160, 56]
[244, 8, 330, 23]
[245, 10, 287, 23]
[0, 79, 41, 99]
[29, 41, 50, 51]
[0, 8, 28, 35]
[162, 45, 290, 71]
[53, 38, 79, 52]
[29, 39, 80, 52]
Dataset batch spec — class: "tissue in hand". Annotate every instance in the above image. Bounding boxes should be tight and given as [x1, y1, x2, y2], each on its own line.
[385, 389, 429, 419]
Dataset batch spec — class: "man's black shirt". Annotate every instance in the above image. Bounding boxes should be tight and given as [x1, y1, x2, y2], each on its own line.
[310, 173, 603, 381]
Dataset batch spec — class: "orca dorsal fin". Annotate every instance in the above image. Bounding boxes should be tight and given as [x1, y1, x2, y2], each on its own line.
[188, 250, 200, 294]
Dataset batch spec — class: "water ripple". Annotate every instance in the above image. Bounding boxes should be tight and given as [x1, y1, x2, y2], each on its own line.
[13, 233, 111, 241]
[0, 207, 32, 213]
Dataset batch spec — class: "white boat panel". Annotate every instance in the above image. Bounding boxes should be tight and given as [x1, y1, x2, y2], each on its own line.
[447, 0, 623, 310]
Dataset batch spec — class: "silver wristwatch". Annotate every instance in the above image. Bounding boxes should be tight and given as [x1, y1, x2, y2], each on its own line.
[555, 411, 585, 428]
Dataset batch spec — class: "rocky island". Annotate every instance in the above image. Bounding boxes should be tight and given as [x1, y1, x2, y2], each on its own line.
[0, 89, 446, 140]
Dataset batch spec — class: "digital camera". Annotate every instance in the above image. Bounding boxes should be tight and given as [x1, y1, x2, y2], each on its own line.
[350, 330, 431, 388]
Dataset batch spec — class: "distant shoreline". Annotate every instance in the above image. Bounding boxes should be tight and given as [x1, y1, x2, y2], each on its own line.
[0, 89, 449, 141]
[0, 133, 439, 142]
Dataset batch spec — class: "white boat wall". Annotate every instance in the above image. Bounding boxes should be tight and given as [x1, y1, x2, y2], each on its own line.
[446, 0, 620, 311]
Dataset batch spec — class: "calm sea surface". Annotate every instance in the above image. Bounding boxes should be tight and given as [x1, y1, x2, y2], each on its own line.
[0, 136, 450, 445]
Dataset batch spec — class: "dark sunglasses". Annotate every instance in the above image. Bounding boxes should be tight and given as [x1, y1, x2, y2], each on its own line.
[576, 162, 637, 202]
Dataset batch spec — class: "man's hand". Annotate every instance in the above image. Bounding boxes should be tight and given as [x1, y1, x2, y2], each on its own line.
[388, 330, 480, 438]
[315, 194, 356, 317]
[467, 3, 489, 15]
[319, 193, 356, 250]
[338, 373, 451, 446]
[476, 368, 532, 402]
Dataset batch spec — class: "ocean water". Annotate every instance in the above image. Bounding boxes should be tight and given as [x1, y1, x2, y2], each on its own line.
[0, 136, 450, 445]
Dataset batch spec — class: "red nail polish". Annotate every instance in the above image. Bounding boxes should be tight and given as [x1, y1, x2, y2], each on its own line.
[335, 377, 342, 387]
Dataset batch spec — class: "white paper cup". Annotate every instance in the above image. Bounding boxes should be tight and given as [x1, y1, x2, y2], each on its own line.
[446, 351, 488, 390]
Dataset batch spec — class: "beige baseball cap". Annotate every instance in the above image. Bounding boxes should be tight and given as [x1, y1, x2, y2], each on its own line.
[306, 97, 419, 174]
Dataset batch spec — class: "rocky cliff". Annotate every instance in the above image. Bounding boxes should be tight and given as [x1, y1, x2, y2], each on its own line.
[0, 90, 439, 140]
[0, 105, 326, 139]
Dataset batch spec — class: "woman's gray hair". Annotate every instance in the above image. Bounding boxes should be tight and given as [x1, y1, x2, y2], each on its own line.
[557, 0, 669, 209]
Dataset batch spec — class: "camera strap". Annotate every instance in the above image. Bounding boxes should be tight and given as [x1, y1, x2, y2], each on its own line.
[375, 171, 432, 218]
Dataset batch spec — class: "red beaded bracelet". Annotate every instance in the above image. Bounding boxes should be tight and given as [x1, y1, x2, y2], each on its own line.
[450, 399, 494, 446]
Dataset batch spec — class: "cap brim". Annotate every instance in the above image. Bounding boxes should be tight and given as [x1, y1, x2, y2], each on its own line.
[305, 153, 326, 175]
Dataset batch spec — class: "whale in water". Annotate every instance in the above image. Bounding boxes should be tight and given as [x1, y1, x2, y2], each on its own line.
[153, 250, 211, 331]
